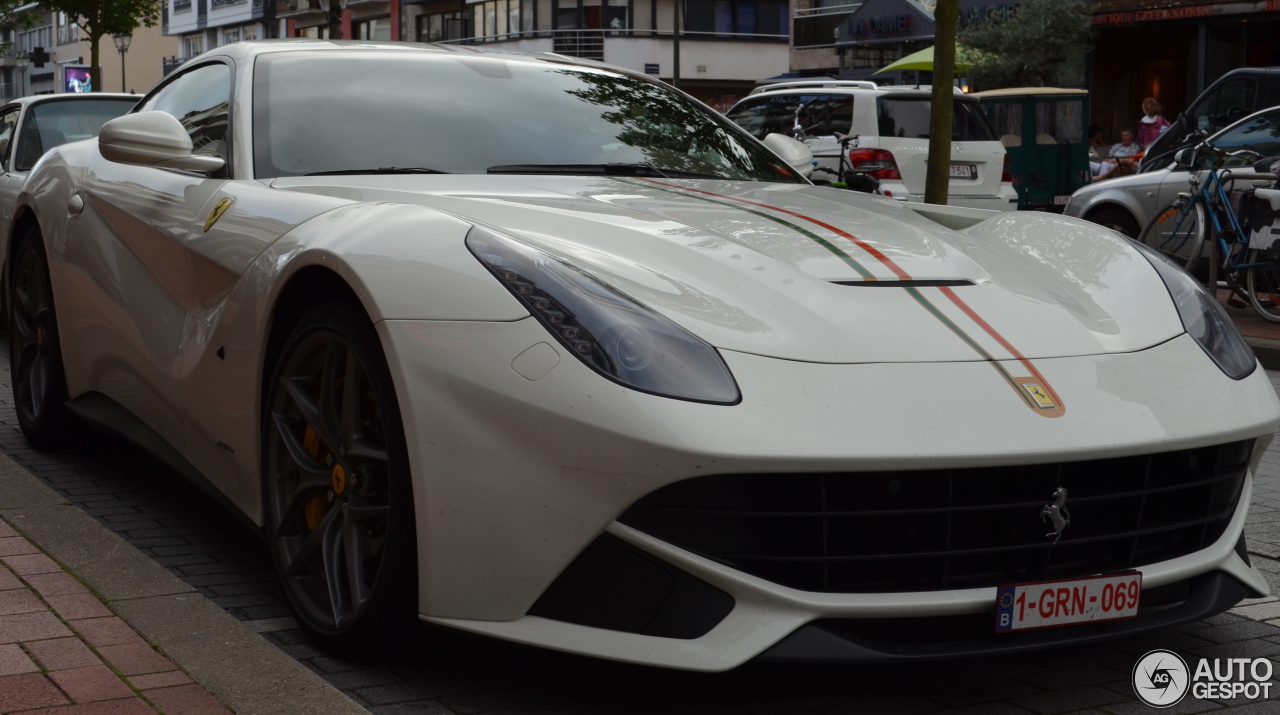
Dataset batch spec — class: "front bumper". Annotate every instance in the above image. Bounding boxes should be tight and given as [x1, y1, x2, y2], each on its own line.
[377, 318, 1279, 670]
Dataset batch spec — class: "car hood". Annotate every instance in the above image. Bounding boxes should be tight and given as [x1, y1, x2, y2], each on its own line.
[272, 175, 1183, 364]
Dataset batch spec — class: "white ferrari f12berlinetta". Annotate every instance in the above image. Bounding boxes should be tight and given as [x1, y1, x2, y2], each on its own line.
[8, 40, 1279, 670]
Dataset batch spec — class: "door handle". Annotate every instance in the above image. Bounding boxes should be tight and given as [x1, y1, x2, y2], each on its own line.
[68, 194, 83, 215]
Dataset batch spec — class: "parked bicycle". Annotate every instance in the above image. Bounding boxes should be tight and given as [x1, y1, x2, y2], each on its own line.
[810, 133, 883, 195]
[1137, 137, 1280, 320]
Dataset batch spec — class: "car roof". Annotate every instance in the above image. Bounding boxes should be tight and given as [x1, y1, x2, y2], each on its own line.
[182, 39, 630, 77]
[970, 87, 1088, 98]
[1, 93, 137, 112]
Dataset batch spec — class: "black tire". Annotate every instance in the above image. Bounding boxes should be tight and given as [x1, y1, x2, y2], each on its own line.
[1138, 200, 1206, 273]
[262, 301, 418, 652]
[8, 227, 86, 449]
[1247, 252, 1280, 323]
[1088, 207, 1140, 238]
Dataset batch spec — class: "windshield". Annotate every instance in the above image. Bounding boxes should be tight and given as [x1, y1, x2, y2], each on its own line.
[875, 97, 996, 141]
[253, 51, 804, 183]
[16, 98, 137, 171]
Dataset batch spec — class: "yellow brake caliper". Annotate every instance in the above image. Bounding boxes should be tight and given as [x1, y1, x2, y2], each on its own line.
[302, 424, 328, 530]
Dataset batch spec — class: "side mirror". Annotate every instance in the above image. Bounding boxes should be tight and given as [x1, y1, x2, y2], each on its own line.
[763, 133, 815, 178]
[99, 111, 225, 174]
[1174, 146, 1197, 168]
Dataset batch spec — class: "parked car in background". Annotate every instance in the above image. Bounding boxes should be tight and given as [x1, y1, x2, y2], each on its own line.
[1139, 67, 1280, 173]
[973, 87, 1090, 211]
[1065, 106, 1280, 237]
[0, 94, 138, 290]
[727, 81, 1019, 211]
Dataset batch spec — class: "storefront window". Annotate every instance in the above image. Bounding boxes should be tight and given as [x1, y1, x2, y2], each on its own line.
[354, 18, 391, 41]
[687, 0, 785, 37]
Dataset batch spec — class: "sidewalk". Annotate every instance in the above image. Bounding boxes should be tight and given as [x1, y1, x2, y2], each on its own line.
[0, 450, 366, 715]
[0, 517, 229, 714]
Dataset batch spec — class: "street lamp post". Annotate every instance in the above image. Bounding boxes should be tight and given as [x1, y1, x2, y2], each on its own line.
[112, 33, 132, 92]
[15, 55, 28, 99]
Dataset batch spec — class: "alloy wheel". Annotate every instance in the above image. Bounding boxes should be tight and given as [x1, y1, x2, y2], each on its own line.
[265, 331, 392, 632]
[11, 246, 54, 425]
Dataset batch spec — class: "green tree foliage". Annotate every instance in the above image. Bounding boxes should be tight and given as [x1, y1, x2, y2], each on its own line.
[960, 0, 1092, 90]
[42, 0, 160, 93]
[0, 2, 40, 54]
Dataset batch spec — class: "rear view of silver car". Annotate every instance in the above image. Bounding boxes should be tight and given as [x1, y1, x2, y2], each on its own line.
[726, 81, 1019, 211]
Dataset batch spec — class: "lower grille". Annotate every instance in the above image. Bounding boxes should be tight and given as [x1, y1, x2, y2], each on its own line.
[618, 441, 1252, 593]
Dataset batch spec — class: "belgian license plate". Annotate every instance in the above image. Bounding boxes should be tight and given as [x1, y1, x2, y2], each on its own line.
[1053, 194, 1072, 205]
[950, 164, 976, 179]
[995, 572, 1141, 633]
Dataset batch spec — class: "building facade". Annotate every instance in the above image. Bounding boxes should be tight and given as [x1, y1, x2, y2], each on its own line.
[158, 0, 789, 105]
[1086, 0, 1280, 139]
[0, 5, 177, 99]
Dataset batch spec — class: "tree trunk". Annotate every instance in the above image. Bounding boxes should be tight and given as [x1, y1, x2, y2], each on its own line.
[924, 0, 959, 205]
[89, 32, 101, 93]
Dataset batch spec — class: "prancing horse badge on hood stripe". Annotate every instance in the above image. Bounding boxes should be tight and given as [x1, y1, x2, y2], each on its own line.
[204, 198, 233, 232]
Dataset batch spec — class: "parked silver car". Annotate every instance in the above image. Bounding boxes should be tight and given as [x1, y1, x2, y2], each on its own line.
[1065, 106, 1280, 236]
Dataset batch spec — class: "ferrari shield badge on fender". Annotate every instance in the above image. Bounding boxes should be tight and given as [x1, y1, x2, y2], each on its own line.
[1023, 383, 1057, 409]
[204, 197, 233, 232]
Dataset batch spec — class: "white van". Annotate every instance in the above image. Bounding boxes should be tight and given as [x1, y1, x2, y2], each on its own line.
[727, 81, 1019, 211]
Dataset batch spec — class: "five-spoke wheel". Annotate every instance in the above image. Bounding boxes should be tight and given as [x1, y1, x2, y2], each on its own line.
[264, 302, 416, 648]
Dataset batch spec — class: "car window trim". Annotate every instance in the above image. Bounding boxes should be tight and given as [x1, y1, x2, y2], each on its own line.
[0, 107, 21, 172]
[133, 57, 237, 179]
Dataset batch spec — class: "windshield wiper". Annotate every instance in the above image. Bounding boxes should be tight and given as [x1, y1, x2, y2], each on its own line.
[303, 167, 450, 176]
[487, 163, 729, 180]
[488, 163, 675, 177]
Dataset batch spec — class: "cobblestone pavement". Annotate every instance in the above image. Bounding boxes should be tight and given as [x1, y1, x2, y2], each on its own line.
[3, 341, 1280, 713]
[0, 520, 232, 714]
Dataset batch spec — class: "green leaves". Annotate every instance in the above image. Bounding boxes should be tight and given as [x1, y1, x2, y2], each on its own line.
[959, 0, 1092, 90]
[41, 0, 160, 93]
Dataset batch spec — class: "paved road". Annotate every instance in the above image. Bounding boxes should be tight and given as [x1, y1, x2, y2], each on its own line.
[3, 341, 1280, 714]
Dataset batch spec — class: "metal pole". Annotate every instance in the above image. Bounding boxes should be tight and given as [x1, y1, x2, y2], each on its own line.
[672, 0, 680, 89]
[119, 49, 126, 92]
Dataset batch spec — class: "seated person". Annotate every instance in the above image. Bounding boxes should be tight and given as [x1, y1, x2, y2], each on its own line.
[1106, 128, 1143, 177]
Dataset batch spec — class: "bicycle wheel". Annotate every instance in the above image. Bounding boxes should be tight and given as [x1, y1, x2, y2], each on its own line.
[1246, 251, 1280, 323]
[1139, 200, 1206, 273]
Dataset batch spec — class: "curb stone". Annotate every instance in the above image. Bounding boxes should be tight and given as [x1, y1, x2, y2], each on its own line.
[0, 450, 367, 715]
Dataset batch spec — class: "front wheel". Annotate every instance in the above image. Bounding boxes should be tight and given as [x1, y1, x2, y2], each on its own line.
[262, 301, 418, 651]
[1246, 252, 1280, 323]
[1139, 200, 1206, 273]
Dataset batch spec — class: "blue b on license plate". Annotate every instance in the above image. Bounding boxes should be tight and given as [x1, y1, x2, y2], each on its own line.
[995, 572, 1141, 632]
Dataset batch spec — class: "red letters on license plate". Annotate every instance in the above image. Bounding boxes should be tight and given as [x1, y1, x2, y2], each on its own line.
[995, 572, 1141, 633]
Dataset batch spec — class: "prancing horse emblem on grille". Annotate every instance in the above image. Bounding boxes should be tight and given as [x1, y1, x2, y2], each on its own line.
[1040, 487, 1071, 543]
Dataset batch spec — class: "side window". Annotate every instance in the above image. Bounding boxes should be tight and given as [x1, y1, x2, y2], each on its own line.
[987, 102, 1022, 147]
[0, 110, 19, 168]
[725, 94, 853, 140]
[1198, 112, 1280, 168]
[1193, 77, 1258, 136]
[138, 63, 231, 165]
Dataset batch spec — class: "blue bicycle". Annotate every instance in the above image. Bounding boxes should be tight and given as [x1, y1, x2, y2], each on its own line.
[1138, 138, 1280, 320]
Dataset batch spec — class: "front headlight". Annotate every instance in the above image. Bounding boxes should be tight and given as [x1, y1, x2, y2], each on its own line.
[466, 226, 741, 404]
[1130, 239, 1256, 379]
